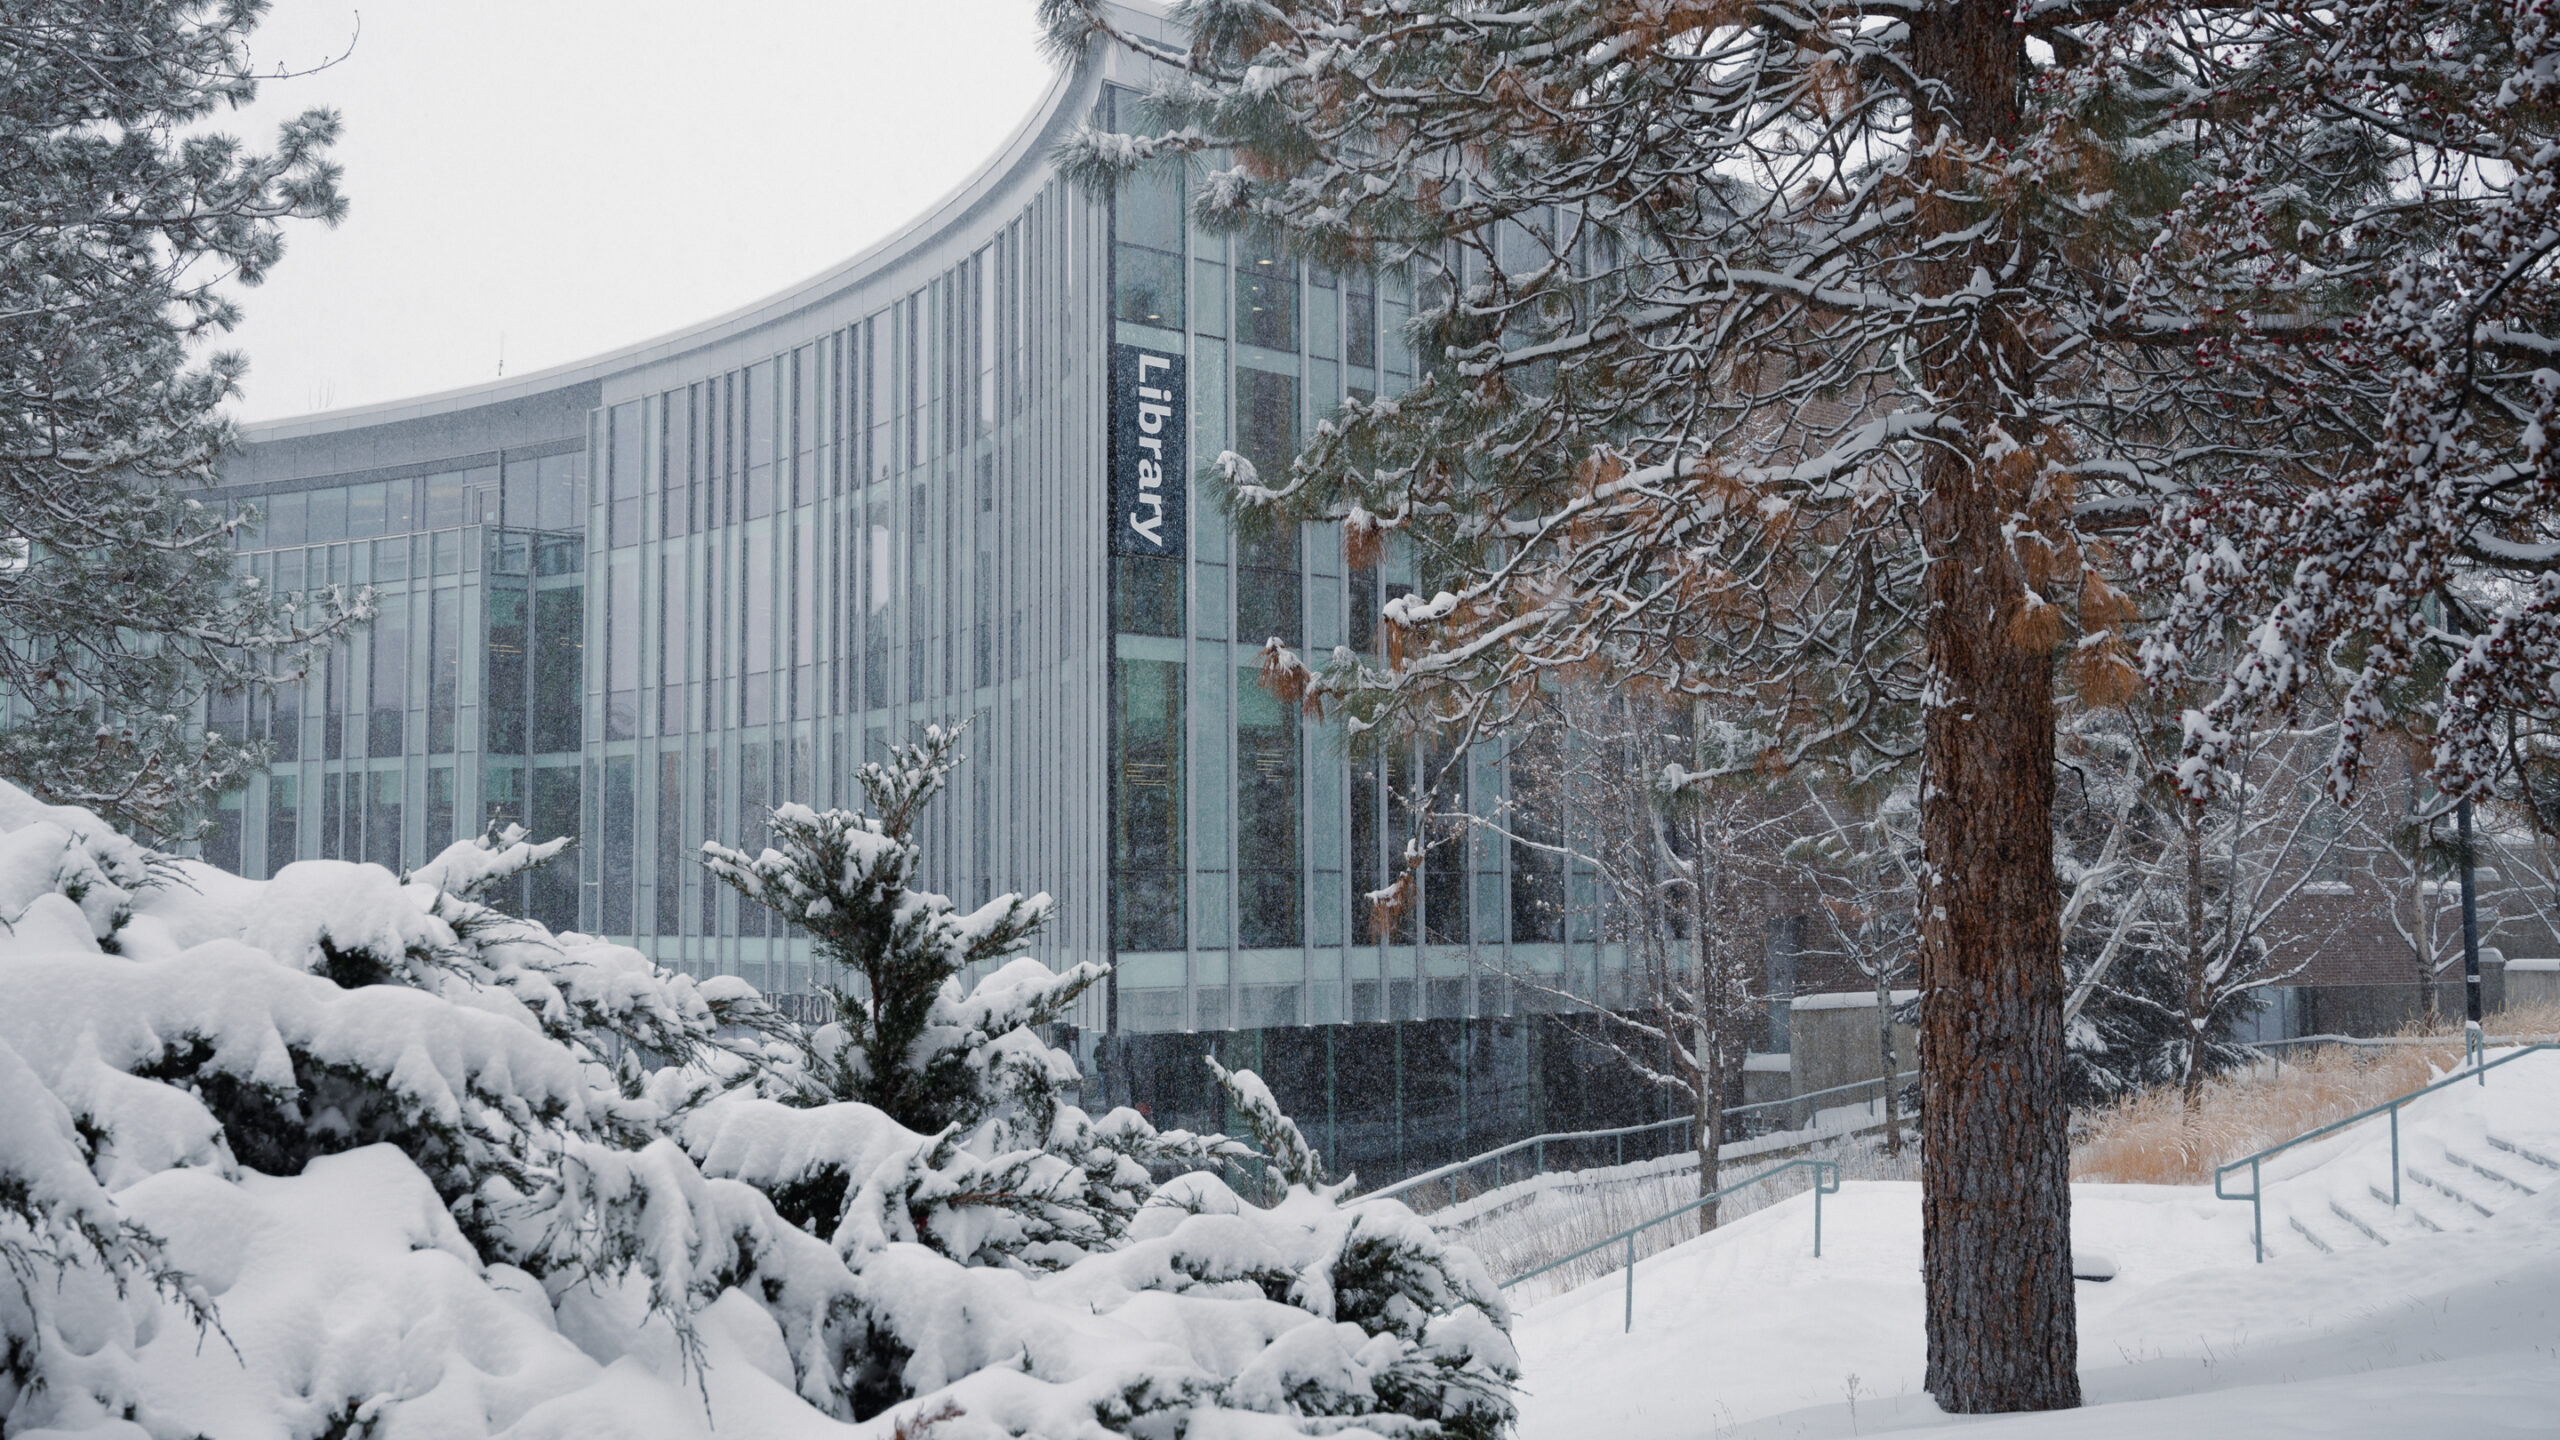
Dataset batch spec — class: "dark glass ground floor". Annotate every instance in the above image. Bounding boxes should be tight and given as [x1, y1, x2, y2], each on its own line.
[1091, 1014, 1696, 1193]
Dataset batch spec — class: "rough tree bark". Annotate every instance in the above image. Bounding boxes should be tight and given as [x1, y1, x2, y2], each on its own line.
[1910, 0, 2082, 1413]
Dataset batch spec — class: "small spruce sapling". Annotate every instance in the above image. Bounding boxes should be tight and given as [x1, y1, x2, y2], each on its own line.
[701, 724, 1086, 1133]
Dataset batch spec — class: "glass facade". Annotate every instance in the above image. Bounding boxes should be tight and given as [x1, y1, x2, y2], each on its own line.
[210, 42, 1639, 1045]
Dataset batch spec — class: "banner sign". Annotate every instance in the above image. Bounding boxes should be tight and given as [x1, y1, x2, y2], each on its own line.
[1109, 343, 1186, 558]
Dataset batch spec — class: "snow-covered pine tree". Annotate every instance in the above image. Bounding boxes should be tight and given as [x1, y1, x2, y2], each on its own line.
[702, 724, 1071, 1135]
[2121, 2, 2560, 817]
[697, 724, 1261, 1268]
[0, 0, 364, 841]
[0, 780, 1520, 1435]
[1037, 0, 2264, 1407]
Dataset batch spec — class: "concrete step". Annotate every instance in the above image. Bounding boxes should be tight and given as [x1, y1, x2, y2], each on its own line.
[2484, 1132, 2560, 1172]
[2362, 1182, 2451, 1233]
[2287, 1213, 2336, 1254]
[2328, 1197, 2390, 1246]
[2406, 1162, 2499, 1218]
[2444, 1145, 2544, 1197]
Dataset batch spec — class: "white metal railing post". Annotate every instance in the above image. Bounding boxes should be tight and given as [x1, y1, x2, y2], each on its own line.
[1623, 1233, 1635, 1332]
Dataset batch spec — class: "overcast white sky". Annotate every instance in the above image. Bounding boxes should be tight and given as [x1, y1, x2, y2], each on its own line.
[217, 1, 1054, 423]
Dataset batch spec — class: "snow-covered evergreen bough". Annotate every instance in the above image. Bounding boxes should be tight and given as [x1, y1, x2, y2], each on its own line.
[0, 755, 1514, 1436]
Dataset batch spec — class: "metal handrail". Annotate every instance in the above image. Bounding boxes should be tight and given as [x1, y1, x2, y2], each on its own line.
[1498, 1157, 1841, 1332]
[2214, 1042, 2556, 1262]
[1362, 1068, 1917, 1206]
[2247, 1031, 2560, 1054]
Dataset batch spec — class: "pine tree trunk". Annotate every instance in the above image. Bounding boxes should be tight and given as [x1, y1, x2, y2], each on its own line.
[1909, 4, 2078, 1414]
[1915, 459, 2079, 1411]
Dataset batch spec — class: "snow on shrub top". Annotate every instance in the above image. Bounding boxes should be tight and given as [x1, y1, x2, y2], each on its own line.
[0, 775, 1516, 1438]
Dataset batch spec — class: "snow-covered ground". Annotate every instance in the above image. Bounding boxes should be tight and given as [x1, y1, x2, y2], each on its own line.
[1511, 1051, 2560, 1438]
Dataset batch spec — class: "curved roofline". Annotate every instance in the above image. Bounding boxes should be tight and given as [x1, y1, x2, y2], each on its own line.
[240, 45, 1098, 445]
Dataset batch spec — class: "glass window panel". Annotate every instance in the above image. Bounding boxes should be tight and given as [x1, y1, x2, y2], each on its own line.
[267, 675, 301, 762]
[1193, 259, 1227, 338]
[1235, 368, 1300, 491]
[745, 526, 773, 677]
[321, 637, 346, 760]
[796, 344, 816, 458]
[798, 517, 818, 671]
[1346, 287, 1377, 370]
[1113, 657, 1184, 950]
[655, 750, 685, 935]
[429, 590, 459, 753]
[1238, 664, 1301, 948]
[502, 463, 536, 528]
[1311, 870, 1344, 947]
[422, 474, 463, 530]
[366, 767, 402, 871]
[1192, 561, 1228, 642]
[484, 587, 527, 753]
[608, 550, 640, 742]
[746, 359, 776, 471]
[308, 487, 347, 542]
[1190, 658, 1230, 872]
[263, 491, 306, 548]
[426, 766, 456, 855]
[610, 402, 643, 498]
[1114, 245, 1184, 329]
[202, 793, 242, 872]
[1424, 748, 1468, 945]
[1235, 233, 1299, 352]
[369, 591, 406, 756]
[698, 751, 722, 934]
[532, 585, 582, 753]
[1235, 371, 1302, 646]
[528, 766, 581, 930]
[1117, 166, 1184, 252]
[1308, 286, 1338, 360]
[538, 453, 580, 531]
[603, 754, 636, 935]
[1192, 871, 1230, 951]
[266, 774, 299, 876]
[1112, 554, 1182, 637]
[319, 772, 344, 860]
[346, 482, 385, 539]
[737, 741, 769, 937]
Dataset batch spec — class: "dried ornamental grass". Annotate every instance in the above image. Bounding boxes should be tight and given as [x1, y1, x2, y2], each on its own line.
[2070, 1002, 2560, 1186]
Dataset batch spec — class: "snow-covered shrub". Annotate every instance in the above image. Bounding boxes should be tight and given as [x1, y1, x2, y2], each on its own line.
[0, 777, 1516, 1437]
[701, 724, 1073, 1133]
[700, 726, 1262, 1270]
